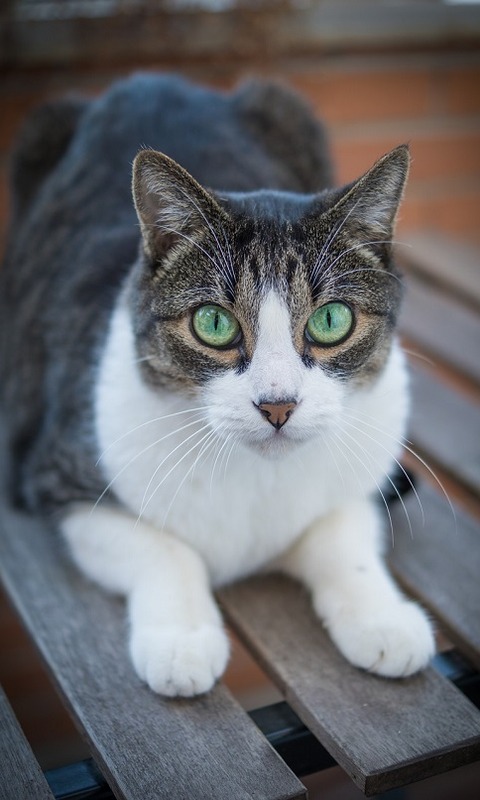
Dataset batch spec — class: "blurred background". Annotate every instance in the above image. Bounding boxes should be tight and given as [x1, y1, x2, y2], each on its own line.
[1, 1, 479, 798]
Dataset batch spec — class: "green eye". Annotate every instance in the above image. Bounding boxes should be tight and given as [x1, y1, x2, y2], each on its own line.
[192, 305, 241, 348]
[306, 302, 354, 346]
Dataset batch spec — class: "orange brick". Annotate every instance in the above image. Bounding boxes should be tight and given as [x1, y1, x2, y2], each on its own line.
[410, 131, 480, 182]
[290, 67, 432, 125]
[331, 137, 406, 184]
[398, 187, 480, 245]
[443, 66, 480, 116]
[331, 129, 480, 186]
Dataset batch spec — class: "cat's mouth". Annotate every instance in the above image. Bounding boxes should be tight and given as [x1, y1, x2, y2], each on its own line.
[246, 425, 309, 459]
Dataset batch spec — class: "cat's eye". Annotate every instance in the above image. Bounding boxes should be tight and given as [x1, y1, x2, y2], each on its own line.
[306, 302, 354, 346]
[192, 305, 241, 348]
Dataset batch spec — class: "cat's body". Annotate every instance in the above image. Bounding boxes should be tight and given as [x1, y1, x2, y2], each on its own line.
[1, 74, 434, 696]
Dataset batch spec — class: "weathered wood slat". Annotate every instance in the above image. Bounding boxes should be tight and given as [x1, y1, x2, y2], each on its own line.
[390, 481, 480, 671]
[400, 271, 480, 383]
[0, 684, 55, 800]
[401, 233, 480, 309]
[408, 363, 480, 497]
[219, 569, 480, 796]
[0, 500, 305, 800]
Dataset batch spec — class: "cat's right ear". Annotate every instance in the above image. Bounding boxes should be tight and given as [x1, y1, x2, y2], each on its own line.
[132, 149, 228, 262]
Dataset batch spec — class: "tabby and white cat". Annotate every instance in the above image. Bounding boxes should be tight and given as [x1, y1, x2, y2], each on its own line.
[0, 74, 434, 696]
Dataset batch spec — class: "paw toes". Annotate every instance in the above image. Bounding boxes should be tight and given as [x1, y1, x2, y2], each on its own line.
[130, 625, 230, 697]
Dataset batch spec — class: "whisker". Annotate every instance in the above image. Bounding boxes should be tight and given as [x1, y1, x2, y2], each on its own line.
[402, 348, 436, 367]
[342, 404, 456, 526]
[401, 442, 457, 529]
[95, 407, 209, 465]
[92, 416, 207, 511]
[209, 432, 234, 495]
[138, 424, 213, 524]
[161, 429, 219, 529]
[324, 265, 404, 290]
[160, 225, 228, 278]
[138, 422, 211, 518]
[175, 187, 236, 295]
[332, 425, 396, 546]
[341, 409, 424, 529]
[311, 199, 361, 283]
[341, 417, 416, 538]
[313, 240, 403, 294]
[222, 433, 241, 485]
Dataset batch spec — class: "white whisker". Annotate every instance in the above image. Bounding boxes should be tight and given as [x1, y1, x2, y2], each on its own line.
[92, 416, 207, 511]
[341, 409, 424, 530]
[332, 425, 396, 546]
[138, 422, 211, 519]
[95, 407, 209, 465]
[342, 404, 456, 526]
[161, 429, 219, 529]
[311, 199, 361, 284]
[341, 416, 416, 538]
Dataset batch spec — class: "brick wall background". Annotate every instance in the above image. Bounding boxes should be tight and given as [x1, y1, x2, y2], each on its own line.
[1, 4, 479, 794]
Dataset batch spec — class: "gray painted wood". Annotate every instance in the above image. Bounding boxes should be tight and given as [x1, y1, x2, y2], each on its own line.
[220, 561, 480, 795]
[401, 233, 480, 309]
[0, 685, 55, 800]
[400, 272, 480, 383]
[390, 481, 480, 670]
[0, 500, 305, 800]
[408, 363, 480, 496]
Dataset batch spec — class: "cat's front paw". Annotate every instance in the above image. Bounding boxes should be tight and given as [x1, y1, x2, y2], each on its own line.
[129, 624, 230, 697]
[326, 600, 435, 678]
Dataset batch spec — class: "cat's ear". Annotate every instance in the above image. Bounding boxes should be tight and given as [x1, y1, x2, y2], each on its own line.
[328, 144, 410, 242]
[132, 149, 228, 260]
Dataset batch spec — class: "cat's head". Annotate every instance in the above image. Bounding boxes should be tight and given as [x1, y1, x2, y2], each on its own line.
[131, 145, 408, 456]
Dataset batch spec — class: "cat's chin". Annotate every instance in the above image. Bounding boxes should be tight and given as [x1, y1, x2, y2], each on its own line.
[247, 431, 306, 460]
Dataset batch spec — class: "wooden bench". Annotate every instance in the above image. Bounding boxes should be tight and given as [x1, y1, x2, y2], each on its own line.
[1, 233, 480, 799]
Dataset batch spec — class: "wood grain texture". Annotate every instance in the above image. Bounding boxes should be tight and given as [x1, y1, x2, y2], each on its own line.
[400, 271, 480, 383]
[0, 684, 55, 800]
[401, 233, 480, 309]
[407, 363, 480, 496]
[390, 481, 480, 670]
[219, 563, 480, 795]
[0, 501, 305, 800]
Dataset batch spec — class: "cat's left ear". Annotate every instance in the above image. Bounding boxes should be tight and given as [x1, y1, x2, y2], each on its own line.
[132, 149, 228, 261]
[328, 144, 410, 242]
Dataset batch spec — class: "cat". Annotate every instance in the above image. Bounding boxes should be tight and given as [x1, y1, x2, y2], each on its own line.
[0, 73, 435, 697]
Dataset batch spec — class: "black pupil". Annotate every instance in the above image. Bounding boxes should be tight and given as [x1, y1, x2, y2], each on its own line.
[214, 312, 220, 330]
[326, 310, 332, 328]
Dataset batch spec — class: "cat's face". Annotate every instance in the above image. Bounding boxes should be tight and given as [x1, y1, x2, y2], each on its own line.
[131, 146, 407, 456]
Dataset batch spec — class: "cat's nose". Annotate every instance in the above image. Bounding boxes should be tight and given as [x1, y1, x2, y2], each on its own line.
[256, 400, 297, 430]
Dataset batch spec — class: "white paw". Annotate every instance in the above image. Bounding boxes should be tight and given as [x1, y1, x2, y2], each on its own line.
[129, 624, 230, 697]
[326, 600, 435, 678]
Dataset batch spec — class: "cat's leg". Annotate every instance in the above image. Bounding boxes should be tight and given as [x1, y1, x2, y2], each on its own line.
[275, 499, 435, 677]
[61, 503, 229, 696]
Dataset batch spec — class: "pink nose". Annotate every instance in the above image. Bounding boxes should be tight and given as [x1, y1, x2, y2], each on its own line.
[256, 401, 297, 430]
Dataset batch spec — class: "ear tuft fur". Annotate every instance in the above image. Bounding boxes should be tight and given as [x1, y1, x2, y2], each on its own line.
[331, 144, 410, 241]
[132, 149, 227, 260]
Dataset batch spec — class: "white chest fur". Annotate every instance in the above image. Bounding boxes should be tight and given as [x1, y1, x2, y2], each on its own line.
[95, 298, 409, 586]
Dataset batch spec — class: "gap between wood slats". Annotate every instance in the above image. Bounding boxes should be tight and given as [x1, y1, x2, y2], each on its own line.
[219, 559, 480, 796]
[0, 685, 55, 800]
[0, 497, 305, 800]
